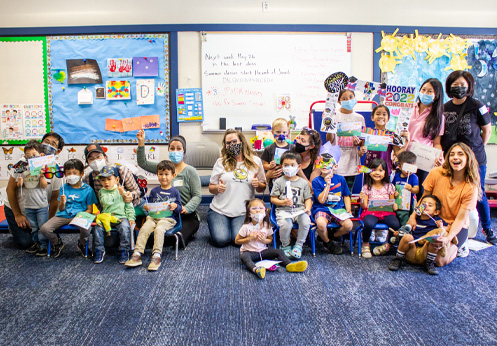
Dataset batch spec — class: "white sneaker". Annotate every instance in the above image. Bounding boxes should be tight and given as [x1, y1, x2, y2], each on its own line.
[377, 229, 388, 243]
[457, 243, 469, 258]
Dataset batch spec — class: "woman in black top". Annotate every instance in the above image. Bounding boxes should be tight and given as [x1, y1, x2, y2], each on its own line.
[294, 128, 321, 183]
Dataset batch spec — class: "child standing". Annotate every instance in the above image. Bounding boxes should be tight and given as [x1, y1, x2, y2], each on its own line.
[40, 159, 98, 258]
[270, 151, 312, 259]
[359, 158, 400, 258]
[261, 118, 293, 191]
[388, 195, 447, 275]
[235, 198, 308, 279]
[312, 153, 353, 255]
[19, 140, 49, 256]
[92, 165, 135, 264]
[125, 160, 182, 271]
[392, 151, 419, 226]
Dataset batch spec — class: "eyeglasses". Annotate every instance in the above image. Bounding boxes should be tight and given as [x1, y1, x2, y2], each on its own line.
[44, 170, 64, 179]
[250, 207, 265, 212]
[43, 139, 58, 148]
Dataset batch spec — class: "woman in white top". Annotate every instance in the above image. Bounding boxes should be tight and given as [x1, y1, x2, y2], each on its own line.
[208, 129, 267, 247]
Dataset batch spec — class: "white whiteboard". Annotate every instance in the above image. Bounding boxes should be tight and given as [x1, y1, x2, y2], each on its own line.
[201, 32, 351, 131]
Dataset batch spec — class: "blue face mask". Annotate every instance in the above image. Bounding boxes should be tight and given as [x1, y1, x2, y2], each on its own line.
[418, 92, 435, 105]
[168, 151, 184, 164]
[340, 98, 357, 111]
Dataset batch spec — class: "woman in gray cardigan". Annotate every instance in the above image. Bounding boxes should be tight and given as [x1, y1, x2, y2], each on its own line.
[136, 130, 202, 244]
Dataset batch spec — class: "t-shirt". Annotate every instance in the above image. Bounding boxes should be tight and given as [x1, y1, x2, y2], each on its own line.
[422, 167, 478, 228]
[261, 142, 293, 190]
[238, 222, 272, 253]
[148, 186, 182, 222]
[56, 182, 98, 218]
[333, 110, 366, 176]
[412, 215, 447, 240]
[311, 174, 350, 214]
[442, 97, 491, 165]
[364, 145, 393, 177]
[408, 103, 445, 149]
[392, 172, 419, 211]
[210, 156, 266, 218]
[271, 176, 312, 212]
[361, 183, 395, 209]
[99, 187, 135, 221]
[13, 171, 48, 209]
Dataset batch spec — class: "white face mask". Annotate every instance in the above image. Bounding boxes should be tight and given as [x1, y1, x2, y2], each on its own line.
[251, 212, 265, 223]
[282, 166, 299, 177]
[89, 159, 106, 172]
[66, 175, 81, 185]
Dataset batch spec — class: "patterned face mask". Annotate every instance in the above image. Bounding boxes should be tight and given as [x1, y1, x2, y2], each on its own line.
[226, 143, 242, 157]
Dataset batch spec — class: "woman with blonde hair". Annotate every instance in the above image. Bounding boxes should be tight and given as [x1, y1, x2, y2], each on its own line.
[208, 129, 267, 247]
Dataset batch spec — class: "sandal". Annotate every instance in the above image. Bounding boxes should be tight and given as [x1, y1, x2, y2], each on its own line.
[280, 245, 292, 257]
[291, 245, 303, 259]
[373, 243, 391, 256]
[362, 244, 372, 259]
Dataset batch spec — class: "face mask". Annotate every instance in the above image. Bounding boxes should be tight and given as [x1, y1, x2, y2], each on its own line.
[340, 98, 357, 111]
[169, 151, 184, 164]
[274, 134, 287, 143]
[294, 142, 308, 153]
[66, 175, 81, 185]
[450, 86, 467, 99]
[226, 143, 242, 157]
[283, 166, 299, 177]
[89, 158, 106, 172]
[42, 143, 57, 156]
[251, 212, 265, 223]
[418, 93, 434, 105]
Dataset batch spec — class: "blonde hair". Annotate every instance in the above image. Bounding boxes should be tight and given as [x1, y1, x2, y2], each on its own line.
[272, 118, 289, 130]
[221, 129, 259, 172]
[442, 142, 482, 200]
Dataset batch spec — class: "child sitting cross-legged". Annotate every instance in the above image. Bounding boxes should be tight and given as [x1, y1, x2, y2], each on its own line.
[125, 160, 182, 271]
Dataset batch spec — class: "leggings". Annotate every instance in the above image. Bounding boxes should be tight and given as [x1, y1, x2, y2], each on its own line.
[362, 214, 400, 243]
[240, 248, 292, 272]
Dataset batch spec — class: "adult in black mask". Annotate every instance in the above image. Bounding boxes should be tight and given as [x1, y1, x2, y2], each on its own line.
[294, 128, 321, 182]
[441, 70, 495, 247]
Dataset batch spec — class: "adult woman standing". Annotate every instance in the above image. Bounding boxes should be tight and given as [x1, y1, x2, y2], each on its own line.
[208, 129, 266, 247]
[136, 130, 202, 245]
[441, 71, 495, 245]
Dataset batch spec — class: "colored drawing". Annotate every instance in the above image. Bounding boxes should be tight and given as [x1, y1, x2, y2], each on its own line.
[28, 154, 56, 175]
[107, 58, 132, 77]
[133, 57, 159, 77]
[136, 79, 155, 105]
[141, 115, 160, 129]
[95, 87, 105, 99]
[66, 59, 102, 84]
[122, 117, 142, 132]
[105, 118, 124, 132]
[106, 80, 131, 100]
[277, 94, 291, 110]
[52, 69, 66, 84]
[364, 134, 390, 152]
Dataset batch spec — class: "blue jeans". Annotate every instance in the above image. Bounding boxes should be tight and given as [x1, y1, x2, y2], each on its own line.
[92, 219, 131, 252]
[477, 165, 491, 230]
[25, 207, 49, 249]
[207, 208, 245, 247]
[4, 205, 33, 249]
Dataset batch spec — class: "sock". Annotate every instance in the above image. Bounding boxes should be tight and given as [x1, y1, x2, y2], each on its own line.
[426, 251, 437, 263]
[396, 250, 405, 258]
[133, 251, 140, 257]
[152, 252, 161, 258]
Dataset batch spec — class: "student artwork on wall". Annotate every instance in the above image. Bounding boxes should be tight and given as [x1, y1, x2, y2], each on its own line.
[52, 69, 66, 84]
[106, 80, 131, 100]
[133, 57, 159, 77]
[136, 79, 155, 105]
[107, 58, 132, 77]
[66, 59, 103, 84]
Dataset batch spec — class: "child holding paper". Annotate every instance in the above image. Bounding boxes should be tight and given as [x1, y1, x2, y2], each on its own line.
[125, 160, 182, 271]
[92, 165, 135, 264]
[271, 151, 312, 260]
[392, 151, 419, 226]
[40, 159, 98, 258]
[234, 198, 307, 280]
[359, 158, 400, 258]
[311, 153, 353, 255]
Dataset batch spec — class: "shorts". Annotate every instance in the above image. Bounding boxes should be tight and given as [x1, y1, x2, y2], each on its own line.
[315, 211, 348, 225]
[406, 243, 427, 265]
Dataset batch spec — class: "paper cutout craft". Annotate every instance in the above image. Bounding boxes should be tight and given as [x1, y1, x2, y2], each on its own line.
[414, 203, 426, 216]
[136, 79, 155, 105]
[336, 122, 362, 137]
[320, 116, 337, 133]
[133, 57, 159, 77]
[357, 165, 372, 174]
[157, 82, 166, 96]
[95, 87, 105, 99]
[28, 154, 56, 175]
[106, 80, 131, 100]
[107, 58, 132, 77]
[122, 117, 142, 132]
[105, 119, 124, 133]
[402, 163, 417, 174]
[52, 69, 66, 84]
[277, 95, 291, 110]
[13, 160, 29, 174]
[324, 72, 348, 93]
[66, 59, 102, 84]
[141, 115, 160, 129]
[78, 88, 93, 105]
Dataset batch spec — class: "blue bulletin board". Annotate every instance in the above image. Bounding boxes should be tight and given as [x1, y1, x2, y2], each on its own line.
[47, 34, 170, 144]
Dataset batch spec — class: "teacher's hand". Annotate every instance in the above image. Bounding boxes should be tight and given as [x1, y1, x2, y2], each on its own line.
[217, 180, 226, 194]
[433, 235, 450, 251]
[15, 214, 30, 229]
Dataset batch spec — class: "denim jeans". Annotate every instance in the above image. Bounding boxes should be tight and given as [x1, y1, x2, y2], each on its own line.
[24, 207, 49, 249]
[477, 165, 491, 230]
[93, 218, 132, 252]
[207, 208, 245, 247]
[4, 206, 33, 249]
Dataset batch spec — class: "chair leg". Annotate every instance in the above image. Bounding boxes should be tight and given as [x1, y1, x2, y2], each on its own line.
[85, 239, 89, 258]
[177, 232, 186, 250]
[48, 240, 51, 257]
[349, 230, 353, 255]
[272, 228, 278, 249]
[310, 228, 316, 257]
[173, 234, 179, 261]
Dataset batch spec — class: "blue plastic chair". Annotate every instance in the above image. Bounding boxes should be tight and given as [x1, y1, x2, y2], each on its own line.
[310, 212, 356, 255]
[164, 215, 184, 260]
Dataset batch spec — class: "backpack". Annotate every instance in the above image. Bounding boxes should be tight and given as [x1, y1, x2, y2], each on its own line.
[89, 166, 147, 199]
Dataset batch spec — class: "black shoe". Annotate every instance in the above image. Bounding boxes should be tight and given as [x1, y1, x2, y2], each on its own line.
[26, 242, 41, 254]
[388, 257, 404, 271]
[35, 248, 49, 257]
[424, 261, 439, 275]
[326, 240, 344, 255]
[50, 239, 64, 258]
[482, 228, 497, 245]
[77, 242, 92, 258]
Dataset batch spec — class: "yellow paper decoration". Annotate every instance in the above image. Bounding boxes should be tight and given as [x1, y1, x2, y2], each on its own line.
[413, 30, 430, 53]
[445, 34, 472, 55]
[398, 34, 416, 59]
[425, 33, 450, 64]
[444, 53, 472, 71]
[375, 29, 401, 55]
[379, 53, 401, 73]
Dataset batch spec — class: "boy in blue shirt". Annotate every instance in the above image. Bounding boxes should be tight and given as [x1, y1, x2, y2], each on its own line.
[392, 151, 419, 226]
[312, 153, 353, 255]
[40, 159, 98, 258]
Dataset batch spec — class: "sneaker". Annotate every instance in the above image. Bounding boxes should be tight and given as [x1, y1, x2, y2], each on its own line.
[119, 250, 129, 264]
[325, 241, 344, 255]
[457, 243, 469, 258]
[424, 261, 439, 275]
[373, 243, 391, 256]
[35, 247, 48, 257]
[388, 257, 404, 271]
[280, 245, 292, 257]
[361, 244, 372, 259]
[255, 266, 266, 279]
[50, 239, 64, 258]
[26, 242, 41, 254]
[148, 254, 161, 271]
[125, 252, 142, 267]
[290, 245, 303, 259]
[93, 249, 106, 264]
[77, 242, 89, 258]
[286, 260, 308, 272]
[482, 228, 497, 246]
[377, 230, 388, 243]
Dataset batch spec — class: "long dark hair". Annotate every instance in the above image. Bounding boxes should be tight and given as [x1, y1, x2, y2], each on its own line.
[243, 198, 270, 227]
[299, 128, 322, 164]
[419, 78, 444, 140]
[364, 158, 390, 190]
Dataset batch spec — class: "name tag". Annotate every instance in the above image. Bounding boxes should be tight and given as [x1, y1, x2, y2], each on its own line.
[173, 179, 183, 187]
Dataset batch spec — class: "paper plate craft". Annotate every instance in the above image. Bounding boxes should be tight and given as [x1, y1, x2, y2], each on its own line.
[133, 57, 159, 77]
[324, 72, 348, 93]
[106, 81, 131, 100]
[66, 59, 102, 84]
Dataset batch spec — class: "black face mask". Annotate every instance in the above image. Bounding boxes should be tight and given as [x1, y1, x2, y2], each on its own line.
[450, 86, 467, 99]
[294, 142, 308, 153]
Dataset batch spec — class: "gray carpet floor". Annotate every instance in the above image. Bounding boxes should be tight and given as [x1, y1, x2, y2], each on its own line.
[0, 206, 496, 346]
